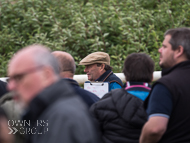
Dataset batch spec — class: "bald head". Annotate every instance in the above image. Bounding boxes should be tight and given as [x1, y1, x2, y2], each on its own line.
[8, 44, 60, 105]
[52, 51, 76, 79]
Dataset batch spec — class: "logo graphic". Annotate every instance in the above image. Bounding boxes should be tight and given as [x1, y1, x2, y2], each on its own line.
[8, 127, 18, 134]
[8, 120, 48, 135]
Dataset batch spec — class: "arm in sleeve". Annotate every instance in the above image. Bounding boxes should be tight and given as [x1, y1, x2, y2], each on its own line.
[146, 83, 173, 118]
[140, 83, 172, 143]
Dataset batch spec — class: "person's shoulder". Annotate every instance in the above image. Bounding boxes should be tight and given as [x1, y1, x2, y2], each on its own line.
[112, 88, 144, 102]
[110, 72, 121, 79]
[109, 72, 123, 85]
[151, 82, 170, 94]
[73, 84, 99, 99]
[48, 96, 87, 115]
[109, 82, 122, 90]
[44, 96, 93, 125]
[93, 88, 125, 107]
[0, 80, 6, 85]
[76, 86, 98, 97]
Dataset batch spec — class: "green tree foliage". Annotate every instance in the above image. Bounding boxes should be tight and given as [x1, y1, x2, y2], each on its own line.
[0, 0, 190, 76]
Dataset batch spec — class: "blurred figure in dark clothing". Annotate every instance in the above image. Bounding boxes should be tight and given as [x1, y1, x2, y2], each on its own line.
[0, 92, 25, 143]
[0, 107, 13, 143]
[0, 80, 8, 98]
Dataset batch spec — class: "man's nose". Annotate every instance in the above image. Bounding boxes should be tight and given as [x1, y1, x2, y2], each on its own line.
[84, 67, 87, 73]
[158, 47, 162, 53]
[7, 79, 16, 91]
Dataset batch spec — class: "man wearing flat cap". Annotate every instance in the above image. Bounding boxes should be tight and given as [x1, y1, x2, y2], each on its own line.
[79, 52, 123, 91]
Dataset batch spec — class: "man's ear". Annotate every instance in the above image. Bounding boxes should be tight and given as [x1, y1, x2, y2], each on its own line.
[100, 64, 105, 71]
[174, 45, 184, 59]
[42, 66, 54, 80]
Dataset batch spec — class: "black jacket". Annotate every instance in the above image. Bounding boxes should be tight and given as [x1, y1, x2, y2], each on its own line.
[90, 88, 148, 143]
[23, 79, 102, 143]
[0, 80, 8, 98]
[145, 61, 190, 143]
[95, 70, 123, 87]
[65, 78, 99, 108]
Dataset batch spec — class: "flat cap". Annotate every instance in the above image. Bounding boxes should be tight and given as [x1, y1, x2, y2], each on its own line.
[79, 52, 110, 66]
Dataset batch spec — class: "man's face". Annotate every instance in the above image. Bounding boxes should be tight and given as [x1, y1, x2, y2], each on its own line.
[7, 56, 46, 105]
[158, 35, 176, 69]
[84, 64, 102, 81]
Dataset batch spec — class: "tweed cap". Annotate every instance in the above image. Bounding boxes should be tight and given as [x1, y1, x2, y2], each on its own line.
[79, 52, 110, 66]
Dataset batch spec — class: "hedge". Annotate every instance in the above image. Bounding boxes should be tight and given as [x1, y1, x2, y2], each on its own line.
[0, 0, 190, 76]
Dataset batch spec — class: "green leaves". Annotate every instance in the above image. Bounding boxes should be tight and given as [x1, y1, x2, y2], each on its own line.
[0, 0, 190, 76]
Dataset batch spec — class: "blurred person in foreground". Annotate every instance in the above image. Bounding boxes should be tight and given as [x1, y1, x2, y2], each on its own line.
[90, 53, 154, 143]
[7, 44, 102, 143]
[52, 51, 99, 108]
[0, 107, 13, 143]
[140, 27, 190, 143]
[0, 91, 25, 143]
[79, 52, 123, 91]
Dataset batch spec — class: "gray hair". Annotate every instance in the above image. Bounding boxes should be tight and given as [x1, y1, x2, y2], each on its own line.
[27, 44, 60, 75]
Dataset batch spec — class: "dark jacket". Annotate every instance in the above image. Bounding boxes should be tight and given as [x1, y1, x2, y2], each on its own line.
[95, 70, 123, 90]
[65, 78, 99, 107]
[90, 86, 149, 143]
[0, 80, 8, 98]
[23, 79, 102, 143]
[145, 61, 190, 143]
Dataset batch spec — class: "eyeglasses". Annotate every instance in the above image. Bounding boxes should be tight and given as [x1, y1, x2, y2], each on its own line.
[7, 66, 44, 83]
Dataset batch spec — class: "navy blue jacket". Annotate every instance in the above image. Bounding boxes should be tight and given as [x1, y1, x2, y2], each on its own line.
[0, 80, 8, 98]
[144, 61, 190, 143]
[95, 70, 123, 91]
[65, 78, 99, 107]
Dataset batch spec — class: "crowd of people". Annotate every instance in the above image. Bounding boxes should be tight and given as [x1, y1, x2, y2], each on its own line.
[0, 27, 190, 143]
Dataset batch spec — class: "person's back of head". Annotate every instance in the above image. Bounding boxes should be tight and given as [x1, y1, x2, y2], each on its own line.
[52, 51, 76, 79]
[164, 27, 190, 60]
[123, 53, 154, 82]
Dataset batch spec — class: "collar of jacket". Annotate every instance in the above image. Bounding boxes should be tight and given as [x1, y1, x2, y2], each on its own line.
[126, 81, 151, 87]
[95, 70, 113, 82]
[125, 81, 151, 91]
[64, 78, 79, 86]
[162, 60, 190, 76]
[123, 81, 151, 88]
[22, 78, 76, 124]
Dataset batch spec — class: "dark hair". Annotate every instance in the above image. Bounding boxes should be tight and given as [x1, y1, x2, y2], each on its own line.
[165, 27, 190, 60]
[123, 53, 154, 82]
[97, 63, 113, 71]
